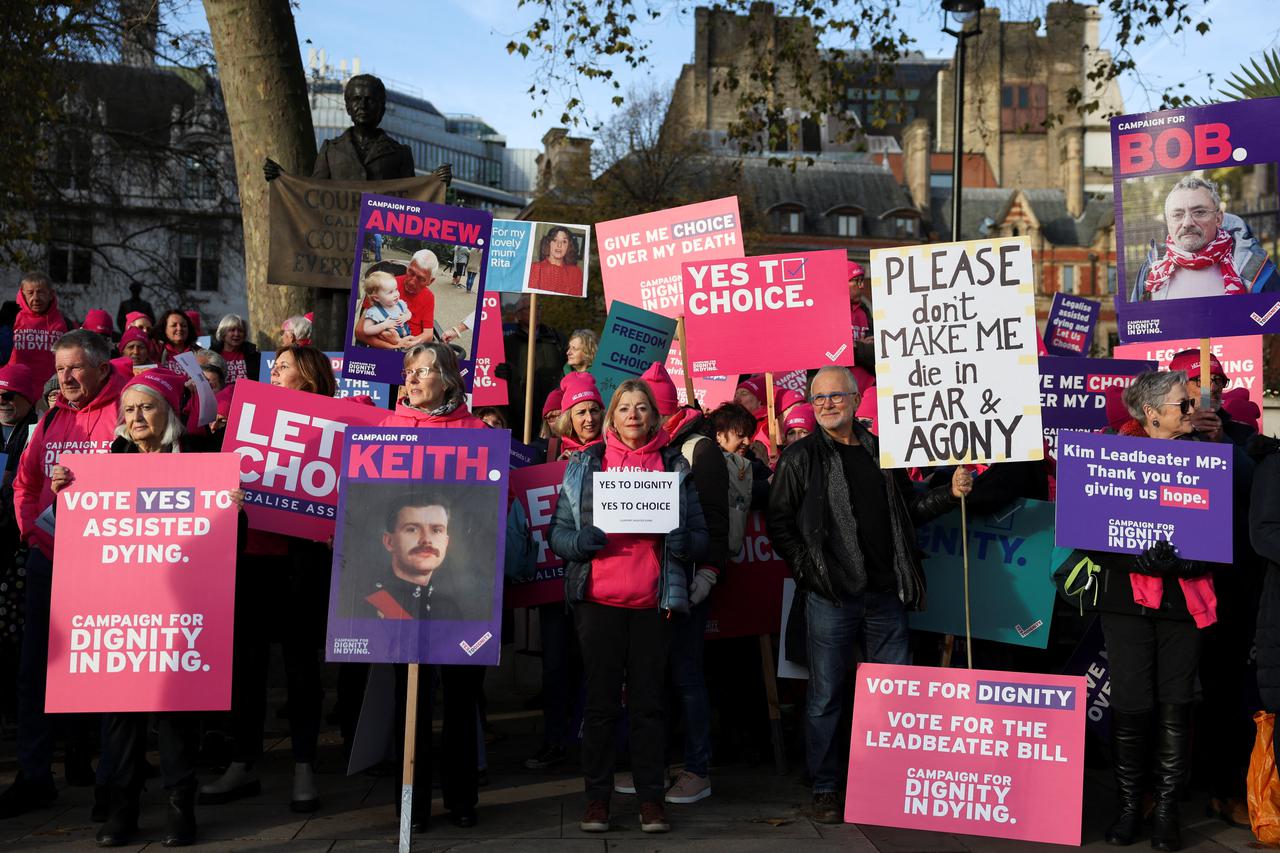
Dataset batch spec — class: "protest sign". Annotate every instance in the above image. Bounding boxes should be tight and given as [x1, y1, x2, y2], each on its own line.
[598, 198, 741, 409]
[267, 173, 445, 290]
[223, 380, 386, 540]
[1055, 432, 1233, 562]
[1114, 334, 1264, 412]
[592, 472, 679, 534]
[908, 499, 1061, 649]
[486, 220, 591, 297]
[1043, 292, 1099, 356]
[1038, 356, 1155, 430]
[342, 193, 493, 387]
[172, 351, 217, 427]
[870, 237, 1043, 468]
[777, 579, 808, 680]
[706, 512, 789, 639]
[504, 461, 569, 609]
[682, 250, 853, 376]
[590, 302, 677, 405]
[326, 426, 508, 665]
[845, 663, 1085, 845]
[46, 453, 241, 713]
[471, 294, 508, 407]
[259, 352, 391, 407]
[1060, 617, 1112, 738]
[509, 439, 541, 470]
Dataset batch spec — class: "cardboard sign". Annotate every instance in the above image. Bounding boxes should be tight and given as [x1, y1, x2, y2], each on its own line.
[1055, 432, 1233, 562]
[870, 237, 1043, 468]
[592, 472, 679, 533]
[590, 302, 677, 405]
[908, 499, 1062, 649]
[1114, 334, 1264, 412]
[326, 427, 508, 665]
[472, 294, 508, 407]
[46, 453, 241, 713]
[342, 193, 493, 388]
[1038, 356, 1155, 430]
[706, 512, 789, 639]
[486, 219, 591, 297]
[845, 663, 1086, 846]
[1043, 292, 1099, 356]
[259, 352, 391, 407]
[222, 381, 387, 540]
[682, 249, 853, 376]
[504, 461, 569, 610]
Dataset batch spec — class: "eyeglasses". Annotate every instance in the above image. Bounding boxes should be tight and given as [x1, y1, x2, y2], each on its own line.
[402, 366, 438, 380]
[1187, 375, 1227, 390]
[1167, 207, 1218, 223]
[810, 392, 855, 408]
[1159, 398, 1195, 415]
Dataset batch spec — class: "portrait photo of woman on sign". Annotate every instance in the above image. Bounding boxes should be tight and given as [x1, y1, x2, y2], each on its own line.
[526, 224, 589, 298]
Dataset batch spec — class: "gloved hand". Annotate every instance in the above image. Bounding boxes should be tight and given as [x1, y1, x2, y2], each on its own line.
[494, 362, 512, 381]
[576, 525, 608, 555]
[689, 567, 718, 605]
[665, 526, 693, 560]
[1134, 540, 1194, 577]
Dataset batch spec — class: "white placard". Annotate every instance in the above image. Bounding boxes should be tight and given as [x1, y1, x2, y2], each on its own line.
[869, 236, 1043, 468]
[592, 471, 679, 534]
[172, 351, 218, 428]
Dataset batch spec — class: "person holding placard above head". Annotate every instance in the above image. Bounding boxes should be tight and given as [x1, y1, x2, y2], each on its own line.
[528, 226, 584, 296]
[548, 378, 708, 835]
[766, 366, 971, 825]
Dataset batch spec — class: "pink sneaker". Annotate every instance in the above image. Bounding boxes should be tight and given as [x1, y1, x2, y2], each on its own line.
[664, 770, 711, 804]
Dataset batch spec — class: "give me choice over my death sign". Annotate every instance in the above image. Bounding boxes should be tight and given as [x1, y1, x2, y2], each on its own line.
[870, 237, 1043, 468]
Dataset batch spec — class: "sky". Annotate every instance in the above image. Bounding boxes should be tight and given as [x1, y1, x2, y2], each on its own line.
[172, 0, 1280, 152]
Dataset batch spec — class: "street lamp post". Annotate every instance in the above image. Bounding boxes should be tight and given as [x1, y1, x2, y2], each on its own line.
[943, 0, 984, 242]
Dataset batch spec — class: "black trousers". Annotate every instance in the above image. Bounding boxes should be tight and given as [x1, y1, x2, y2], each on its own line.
[103, 713, 198, 793]
[574, 601, 671, 805]
[1101, 611, 1201, 714]
[394, 664, 483, 814]
[538, 602, 582, 747]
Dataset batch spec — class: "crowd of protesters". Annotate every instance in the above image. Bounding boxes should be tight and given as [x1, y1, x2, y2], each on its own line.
[0, 264, 1277, 852]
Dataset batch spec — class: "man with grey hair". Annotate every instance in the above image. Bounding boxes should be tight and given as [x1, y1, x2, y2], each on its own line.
[0, 329, 126, 818]
[767, 365, 973, 824]
[1144, 175, 1248, 300]
[355, 250, 440, 349]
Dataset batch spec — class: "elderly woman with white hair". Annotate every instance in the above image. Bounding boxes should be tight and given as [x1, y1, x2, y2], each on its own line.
[210, 313, 260, 383]
[279, 313, 312, 348]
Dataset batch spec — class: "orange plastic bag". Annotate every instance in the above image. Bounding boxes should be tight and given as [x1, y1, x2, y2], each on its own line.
[1248, 711, 1280, 844]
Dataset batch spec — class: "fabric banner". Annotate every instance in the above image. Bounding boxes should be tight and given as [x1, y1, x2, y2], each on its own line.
[267, 173, 445, 290]
[1042, 292, 1099, 356]
[845, 663, 1086, 845]
[1114, 334, 1264, 412]
[504, 461, 568, 610]
[486, 219, 591, 297]
[259, 351, 391, 408]
[1055, 432, 1233, 562]
[682, 250, 853, 376]
[326, 426, 508, 665]
[1038, 356, 1155, 430]
[46, 453, 241, 713]
[908, 499, 1063, 649]
[870, 237, 1043, 468]
[342, 193, 493, 388]
[706, 513, 790, 640]
[471, 294, 508, 407]
[590, 302, 677, 406]
[223, 380, 387, 540]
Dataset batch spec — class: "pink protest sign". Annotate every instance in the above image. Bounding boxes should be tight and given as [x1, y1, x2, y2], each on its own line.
[682, 250, 853, 376]
[222, 380, 386, 540]
[472, 294, 508, 407]
[845, 663, 1085, 845]
[504, 461, 569, 609]
[1114, 334, 1263, 411]
[46, 453, 241, 713]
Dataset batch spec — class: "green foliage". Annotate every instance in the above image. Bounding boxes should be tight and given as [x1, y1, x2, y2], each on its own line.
[1214, 48, 1280, 101]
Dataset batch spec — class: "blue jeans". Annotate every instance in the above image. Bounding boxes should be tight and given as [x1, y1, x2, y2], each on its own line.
[670, 598, 711, 776]
[465, 271, 478, 292]
[804, 589, 909, 793]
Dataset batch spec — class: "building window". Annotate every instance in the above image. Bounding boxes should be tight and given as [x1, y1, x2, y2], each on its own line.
[53, 133, 92, 191]
[929, 173, 953, 189]
[772, 208, 804, 234]
[1107, 264, 1117, 294]
[833, 213, 861, 237]
[893, 217, 918, 238]
[1000, 84, 1047, 133]
[178, 232, 220, 292]
[186, 157, 218, 201]
[48, 220, 92, 286]
[1061, 265, 1076, 294]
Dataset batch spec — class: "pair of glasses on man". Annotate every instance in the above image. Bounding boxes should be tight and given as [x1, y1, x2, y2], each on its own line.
[0, 392, 17, 402]
[810, 391, 858, 408]
[1187, 375, 1228, 390]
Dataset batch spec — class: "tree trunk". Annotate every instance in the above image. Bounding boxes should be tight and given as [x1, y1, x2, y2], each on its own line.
[203, 0, 313, 351]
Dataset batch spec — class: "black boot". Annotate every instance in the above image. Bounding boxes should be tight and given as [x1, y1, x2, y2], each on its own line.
[162, 783, 197, 847]
[91, 784, 110, 822]
[95, 786, 139, 848]
[1105, 710, 1150, 846]
[1150, 703, 1192, 852]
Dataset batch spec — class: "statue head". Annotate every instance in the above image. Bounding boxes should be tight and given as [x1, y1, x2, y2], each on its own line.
[344, 74, 387, 131]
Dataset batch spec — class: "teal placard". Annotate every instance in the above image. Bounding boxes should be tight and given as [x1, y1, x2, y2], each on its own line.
[486, 220, 533, 292]
[908, 497, 1063, 649]
[589, 301, 677, 405]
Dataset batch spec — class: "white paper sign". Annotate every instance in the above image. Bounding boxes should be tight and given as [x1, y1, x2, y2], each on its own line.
[870, 236, 1043, 468]
[172, 351, 218, 428]
[592, 471, 679, 533]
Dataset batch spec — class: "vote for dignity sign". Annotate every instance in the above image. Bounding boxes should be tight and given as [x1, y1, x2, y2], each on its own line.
[46, 454, 242, 713]
[846, 663, 1085, 846]
[870, 237, 1043, 468]
[682, 250, 853, 376]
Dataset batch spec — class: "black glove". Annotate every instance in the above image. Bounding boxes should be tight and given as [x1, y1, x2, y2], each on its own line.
[576, 525, 608, 555]
[665, 526, 693, 560]
[1134, 540, 1195, 577]
[494, 362, 512, 381]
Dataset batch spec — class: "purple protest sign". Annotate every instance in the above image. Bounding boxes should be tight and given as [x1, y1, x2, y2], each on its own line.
[1112, 100, 1280, 342]
[1043, 293, 1100, 356]
[1055, 432, 1232, 563]
[325, 426, 508, 665]
[1038, 356, 1154, 430]
[342, 193, 493, 388]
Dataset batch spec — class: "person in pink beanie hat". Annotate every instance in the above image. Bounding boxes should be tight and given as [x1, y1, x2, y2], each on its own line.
[556, 372, 605, 459]
[81, 309, 114, 338]
[783, 404, 816, 442]
[640, 361, 681, 417]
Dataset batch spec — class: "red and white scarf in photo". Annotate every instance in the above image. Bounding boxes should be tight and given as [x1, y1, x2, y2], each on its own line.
[1145, 228, 1246, 296]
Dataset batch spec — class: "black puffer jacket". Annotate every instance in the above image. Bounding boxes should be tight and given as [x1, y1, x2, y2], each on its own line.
[665, 408, 731, 572]
[1251, 450, 1280, 710]
[766, 422, 958, 610]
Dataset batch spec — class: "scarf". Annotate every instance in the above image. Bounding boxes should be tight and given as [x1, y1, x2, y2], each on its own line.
[1145, 229, 1246, 295]
[425, 394, 462, 418]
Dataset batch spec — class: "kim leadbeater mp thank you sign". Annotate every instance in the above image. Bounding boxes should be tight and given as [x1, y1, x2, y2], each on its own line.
[870, 237, 1043, 468]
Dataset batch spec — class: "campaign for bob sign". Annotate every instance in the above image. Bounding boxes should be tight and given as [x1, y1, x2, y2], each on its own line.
[46, 454, 241, 713]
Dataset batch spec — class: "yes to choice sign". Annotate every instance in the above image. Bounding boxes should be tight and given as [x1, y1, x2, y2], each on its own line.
[593, 472, 679, 534]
